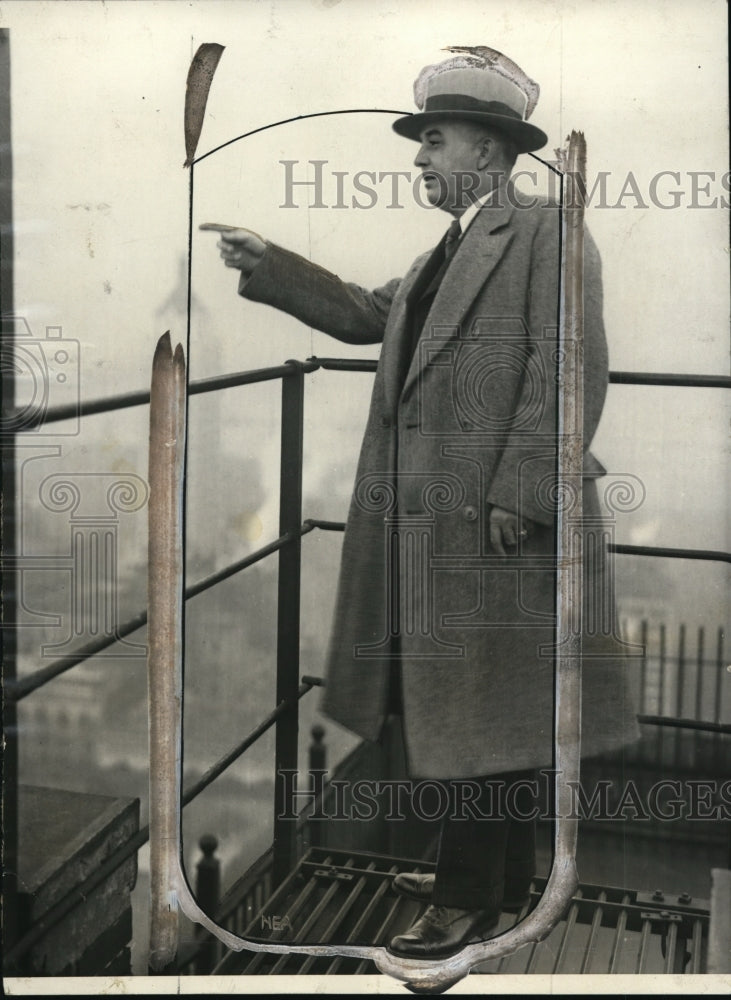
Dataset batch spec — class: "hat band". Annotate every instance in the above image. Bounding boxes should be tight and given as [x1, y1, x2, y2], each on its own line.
[422, 93, 523, 122]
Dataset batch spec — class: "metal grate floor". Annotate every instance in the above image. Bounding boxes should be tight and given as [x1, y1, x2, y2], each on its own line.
[213, 846, 709, 975]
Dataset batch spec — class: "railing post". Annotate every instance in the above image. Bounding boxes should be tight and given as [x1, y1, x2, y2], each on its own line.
[194, 834, 220, 973]
[714, 627, 724, 773]
[674, 623, 686, 768]
[272, 363, 305, 887]
[308, 724, 327, 849]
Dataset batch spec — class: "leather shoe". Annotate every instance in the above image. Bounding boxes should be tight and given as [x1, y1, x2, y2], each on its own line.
[389, 904, 500, 958]
[392, 871, 532, 911]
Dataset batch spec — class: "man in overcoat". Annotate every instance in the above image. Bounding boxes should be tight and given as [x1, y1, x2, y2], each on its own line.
[213, 49, 638, 957]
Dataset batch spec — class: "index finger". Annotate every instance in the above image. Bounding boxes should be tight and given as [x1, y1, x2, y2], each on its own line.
[198, 223, 264, 241]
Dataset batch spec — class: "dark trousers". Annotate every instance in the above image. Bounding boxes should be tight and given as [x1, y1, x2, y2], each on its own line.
[388, 659, 536, 912]
[431, 770, 537, 911]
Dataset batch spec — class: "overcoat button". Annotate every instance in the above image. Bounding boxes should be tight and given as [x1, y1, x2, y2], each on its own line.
[463, 505, 478, 521]
[380, 416, 390, 427]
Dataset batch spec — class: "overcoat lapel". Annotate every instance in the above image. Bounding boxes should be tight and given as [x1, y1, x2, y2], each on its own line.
[401, 202, 515, 400]
[380, 246, 440, 415]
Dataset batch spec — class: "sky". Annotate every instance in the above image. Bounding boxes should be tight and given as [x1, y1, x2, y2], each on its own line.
[3, 0, 729, 640]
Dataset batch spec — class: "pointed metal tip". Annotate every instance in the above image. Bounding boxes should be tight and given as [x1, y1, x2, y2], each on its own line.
[152, 331, 172, 366]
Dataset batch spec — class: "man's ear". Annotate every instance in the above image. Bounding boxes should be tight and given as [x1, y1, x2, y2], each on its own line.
[476, 136, 494, 171]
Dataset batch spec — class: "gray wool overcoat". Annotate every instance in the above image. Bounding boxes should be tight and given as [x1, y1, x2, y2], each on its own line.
[240, 194, 639, 779]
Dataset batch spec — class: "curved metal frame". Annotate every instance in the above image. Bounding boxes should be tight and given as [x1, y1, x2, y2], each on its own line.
[147, 56, 590, 983]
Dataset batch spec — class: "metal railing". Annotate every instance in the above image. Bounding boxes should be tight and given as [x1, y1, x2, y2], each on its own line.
[3, 350, 729, 970]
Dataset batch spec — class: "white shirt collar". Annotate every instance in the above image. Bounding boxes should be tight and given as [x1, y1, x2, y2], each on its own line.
[457, 192, 495, 234]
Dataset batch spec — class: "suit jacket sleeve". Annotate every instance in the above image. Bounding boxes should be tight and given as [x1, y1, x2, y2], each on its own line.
[485, 215, 609, 526]
[237, 242, 401, 345]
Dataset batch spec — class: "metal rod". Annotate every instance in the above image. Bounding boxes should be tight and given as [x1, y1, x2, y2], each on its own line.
[663, 920, 679, 973]
[675, 624, 686, 768]
[6, 361, 307, 429]
[580, 890, 606, 973]
[272, 363, 306, 887]
[182, 681, 316, 807]
[608, 371, 730, 388]
[269, 859, 358, 973]
[609, 543, 730, 563]
[302, 518, 346, 532]
[694, 627, 705, 764]
[657, 624, 667, 762]
[607, 894, 630, 972]
[714, 627, 724, 772]
[552, 900, 579, 972]
[549, 124, 586, 927]
[9, 360, 727, 431]
[639, 619, 649, 766]
[244, 854, 334, 974]
[8, 529, 302, 702]
[636, 917, 651, 973]
[306, 356, 378, 373]
[636, 714, 730, 734]
[147, 332, 186, 971]
[11, 531, 726, 704]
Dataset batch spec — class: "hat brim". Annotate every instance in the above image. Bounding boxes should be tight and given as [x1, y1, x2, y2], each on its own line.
[392, 110, 547, 154]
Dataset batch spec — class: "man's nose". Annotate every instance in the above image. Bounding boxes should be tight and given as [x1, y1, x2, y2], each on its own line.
[414, 144, 429, 167]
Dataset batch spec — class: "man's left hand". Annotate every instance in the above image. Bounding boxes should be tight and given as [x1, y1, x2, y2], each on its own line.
[488, 506, 534, 555]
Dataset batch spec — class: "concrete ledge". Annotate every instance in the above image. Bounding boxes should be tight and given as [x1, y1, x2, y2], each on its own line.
[17, 785, 140, 975]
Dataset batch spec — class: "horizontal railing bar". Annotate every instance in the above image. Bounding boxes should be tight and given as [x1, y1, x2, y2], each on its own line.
[637, 714, 730, 734]
[4, 680, 318, 967]
[182, 680, 315, 807]
[302, 518, 346, 532]
[7, 362, 308, 429]
[7, 610, 150, 702]
[306, 356, 378, 373]
[188, 361, 317, 396]
[12, 529, 728, 703]
[184, 530, 299, 601]
[609, 371, 730, 389]
[8, 530, 304, 702]
[13, 362, 727, 430]
[610, 543, 730, 563]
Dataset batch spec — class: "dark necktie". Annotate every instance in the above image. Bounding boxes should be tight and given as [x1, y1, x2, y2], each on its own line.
[444, 218, 462, 261]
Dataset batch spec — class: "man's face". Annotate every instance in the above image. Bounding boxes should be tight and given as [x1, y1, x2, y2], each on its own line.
[413, 120, 485, 214]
